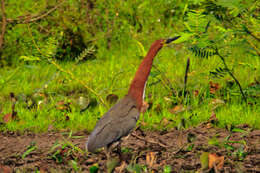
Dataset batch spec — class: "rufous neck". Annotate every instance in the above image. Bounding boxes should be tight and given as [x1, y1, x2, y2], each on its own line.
[127, 42, 163, 110]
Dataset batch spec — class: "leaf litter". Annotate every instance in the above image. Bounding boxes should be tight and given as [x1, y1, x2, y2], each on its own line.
[0, 124, 259, 172]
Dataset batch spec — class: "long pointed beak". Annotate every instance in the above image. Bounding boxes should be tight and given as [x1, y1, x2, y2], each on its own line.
[165, 36, 181, 44]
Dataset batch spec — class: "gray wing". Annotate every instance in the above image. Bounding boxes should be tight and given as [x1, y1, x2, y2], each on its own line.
[86, 96, 140, 152]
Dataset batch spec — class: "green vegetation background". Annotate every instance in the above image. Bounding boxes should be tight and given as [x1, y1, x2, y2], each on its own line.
[0, 0, 259, 132]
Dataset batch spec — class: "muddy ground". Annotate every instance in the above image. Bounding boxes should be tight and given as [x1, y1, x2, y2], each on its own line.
[0, 123, 260, 173]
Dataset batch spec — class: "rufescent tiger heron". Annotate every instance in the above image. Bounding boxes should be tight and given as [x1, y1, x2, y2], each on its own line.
[86, 36, 180, 157]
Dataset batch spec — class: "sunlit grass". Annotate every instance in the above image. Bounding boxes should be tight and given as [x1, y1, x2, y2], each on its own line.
[0, 43, 259, 132]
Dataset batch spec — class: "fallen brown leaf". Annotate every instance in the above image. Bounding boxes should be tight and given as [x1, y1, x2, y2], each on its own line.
[160, 118, 170, 126]
[206, 123, 212, 129]
[3, 93, 18, 123]
[146, 152, 156, 168]
[0, 164, 12, 173]
[209, 81, 220, 94]
[2, 113, 12, 123]
[2, 112, 17, 123]
[56, 100, 65, 106]
[209, 153, 224, 171]
[169, 105, 184, 114]
[56, 100, 71, 111]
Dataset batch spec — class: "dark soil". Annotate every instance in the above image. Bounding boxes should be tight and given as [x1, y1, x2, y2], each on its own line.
[0, 124, 260, 172]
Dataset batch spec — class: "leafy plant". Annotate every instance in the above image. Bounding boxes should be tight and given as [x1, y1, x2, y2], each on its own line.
[22, 141, 37, 159]
[163, 165, 172, 173]
[89, 164, 99, 173]
[126, 164, 147, 173]
[210, 67, 229, 78]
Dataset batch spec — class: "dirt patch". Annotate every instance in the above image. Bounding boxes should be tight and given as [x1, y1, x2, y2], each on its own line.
[1, 124, 260, 172]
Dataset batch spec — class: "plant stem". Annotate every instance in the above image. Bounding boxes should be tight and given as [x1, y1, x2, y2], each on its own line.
[216, 51, 247, 102]
[184, 58, 190, 96]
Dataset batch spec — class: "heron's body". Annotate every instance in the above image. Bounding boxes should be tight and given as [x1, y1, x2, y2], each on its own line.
[87, 96, 139, 152]
[86, 37, 180, 153]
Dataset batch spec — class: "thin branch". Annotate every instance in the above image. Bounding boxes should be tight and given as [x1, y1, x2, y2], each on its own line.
[6, 1, 64, 24]
[131, 132, 169, 148]
[131, 131, 185, 155]
[216, 51, 247, 102]
[0, 0, 7, 50]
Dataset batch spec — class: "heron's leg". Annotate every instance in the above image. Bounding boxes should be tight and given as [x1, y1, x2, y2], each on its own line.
[116, 141, 123, 160]
[104, 146, 111, 160]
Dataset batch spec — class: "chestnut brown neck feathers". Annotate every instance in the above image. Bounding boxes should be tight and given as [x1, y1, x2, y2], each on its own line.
[127, 39, 164, 110]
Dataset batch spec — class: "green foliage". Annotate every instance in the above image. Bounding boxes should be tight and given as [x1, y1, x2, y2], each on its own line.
[210, 67, 229, 78]
[89, 164, 99, 173]
[0, 0, 259, 132]
[126, 164, 147, 173]
[22, 141, 37, 159]
[163, 165, 172, 173]
[189, 46, 216, 58]
[1, 0, 259, 64]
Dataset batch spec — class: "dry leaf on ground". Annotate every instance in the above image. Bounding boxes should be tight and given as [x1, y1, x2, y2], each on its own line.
[209, 81, 220, 94]
[209, 153, 224, 170]
[0, 164, 12, 173]
[146, 152, 156, 168]
[169, 105, 184, 114]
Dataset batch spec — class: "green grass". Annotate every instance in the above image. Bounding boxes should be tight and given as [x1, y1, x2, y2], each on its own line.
[0, 44, 259, 132]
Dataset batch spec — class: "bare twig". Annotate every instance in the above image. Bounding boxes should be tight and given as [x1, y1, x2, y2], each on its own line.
[0, 0, 7, 50]
[131, 131, 185, 155]
[131, 132, 169, 148]
[6, 1, 64, 24]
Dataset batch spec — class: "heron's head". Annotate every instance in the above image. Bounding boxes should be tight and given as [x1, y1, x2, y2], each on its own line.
[149, 36, 180, 52]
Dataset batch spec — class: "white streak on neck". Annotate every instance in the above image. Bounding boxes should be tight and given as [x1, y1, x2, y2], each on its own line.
[143, 81, 147, 100]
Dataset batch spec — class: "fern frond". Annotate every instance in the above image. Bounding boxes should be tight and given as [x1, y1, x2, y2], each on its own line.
[185, 10, 209, 34]
[44, 37, 59, 58]
[75, 45, 95, 63]
[189, 45, 216, 58]
[210, 67, 229, 78]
